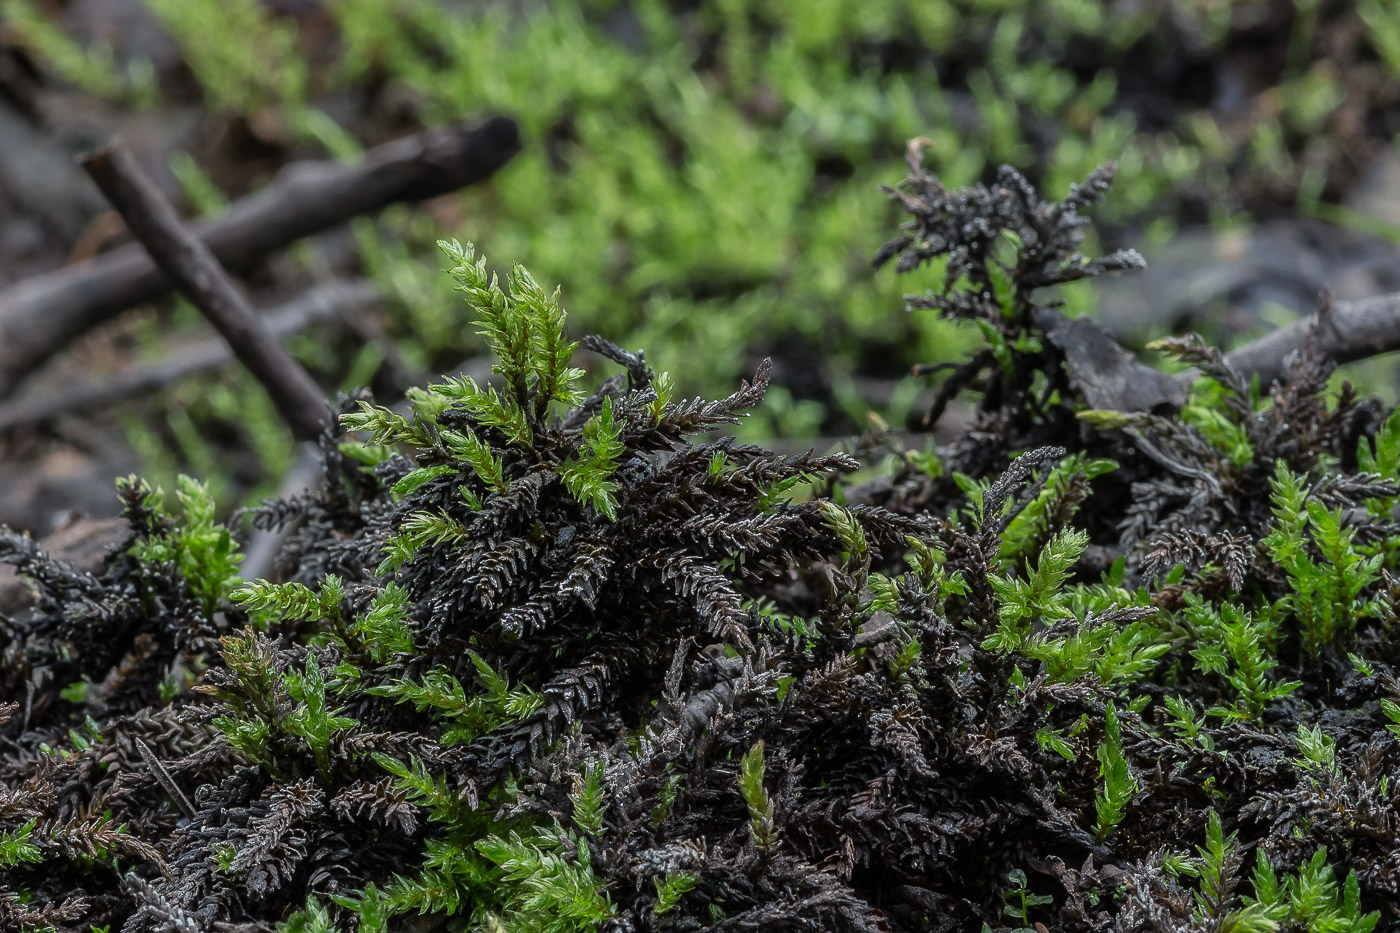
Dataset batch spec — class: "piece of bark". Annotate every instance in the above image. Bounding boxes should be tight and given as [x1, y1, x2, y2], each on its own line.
[0, 115, 520, 397]
[80, 140, 332, 442]
[1034, 307, 1188, 413]
[0, 443, 138, 536]
[0, 279, 382, 433]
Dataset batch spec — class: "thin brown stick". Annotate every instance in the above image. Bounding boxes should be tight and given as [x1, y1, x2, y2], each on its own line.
[0, 116, 520, 397]
[0, 280, 383, 433]
[80, 140, 330, 442]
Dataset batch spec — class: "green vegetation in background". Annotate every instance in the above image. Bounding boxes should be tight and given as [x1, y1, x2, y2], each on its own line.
[7, 0, 1400, 507]
[142, 0, 306, 115]
[336, 0, 1194, 401]
[0, 0, 156, 105]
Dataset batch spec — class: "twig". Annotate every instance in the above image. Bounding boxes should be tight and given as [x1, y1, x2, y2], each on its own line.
[0, 116, 520, 397]
[1049, 290, 1400, 412]
[134, 737, 197, 820]
[80, 140, 330, 442]
[0, 280, 382, 432]
[1217, 290, 1400, 387]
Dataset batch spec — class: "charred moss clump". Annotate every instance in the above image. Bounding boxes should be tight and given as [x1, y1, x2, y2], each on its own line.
[6, 150, 1400, 932]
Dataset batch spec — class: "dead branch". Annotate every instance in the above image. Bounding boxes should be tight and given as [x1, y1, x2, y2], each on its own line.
[80, 140, 331, 442]
[0, 280, 382, 433]
[1218, 290, 1400, 387]
[0, 115, 520, 397]
[1057, 291, 1400, 414]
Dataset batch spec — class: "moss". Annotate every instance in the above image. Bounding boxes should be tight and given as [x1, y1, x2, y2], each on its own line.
[7, 154, 1400, 929]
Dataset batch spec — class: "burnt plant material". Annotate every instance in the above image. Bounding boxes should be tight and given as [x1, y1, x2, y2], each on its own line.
[874, 139, 1146, 427]
[6, 148, 1400, 933]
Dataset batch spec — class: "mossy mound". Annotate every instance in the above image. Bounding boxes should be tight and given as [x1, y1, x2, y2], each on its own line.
[4, 153, 1400, 933]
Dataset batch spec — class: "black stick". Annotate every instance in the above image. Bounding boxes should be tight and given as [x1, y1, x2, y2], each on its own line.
[80, 140, 330, 442]
[0, 116, 520, 397]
